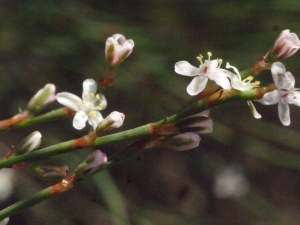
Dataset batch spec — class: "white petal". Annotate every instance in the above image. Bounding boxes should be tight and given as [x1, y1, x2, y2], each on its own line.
[112, 34, 126, 44]
[247, 101, 261, 119]
[73, 111, 88, 130]
[226, 62, 241, 79]
[208, 71, 231, 89]
[82, 79, 97, 97]
[187, 76, 208, 96]
[88, 111, 103, 130]
[175, 61, 200, 76]
[260, 91, 280, 105]
[271, 62, 286, 87]
[56, 92, 82, 111]
[287, 91, 300, 106]
[283, 72, 295, 89]
[278, 101, 290, 126]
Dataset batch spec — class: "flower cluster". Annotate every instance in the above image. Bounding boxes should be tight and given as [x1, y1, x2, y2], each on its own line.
[259, 62, 300, 126]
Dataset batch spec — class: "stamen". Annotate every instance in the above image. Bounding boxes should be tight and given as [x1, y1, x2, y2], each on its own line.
[252, 81, 260, 87]
[89, 111, 96, 116]
[246, 76, 253, 81]
[96, 94, 100, 100]
[90, 93, 94, 98]
[207, 52, 212, 60]
[196, 54, 203, 63]
[217, 59, 223, 67]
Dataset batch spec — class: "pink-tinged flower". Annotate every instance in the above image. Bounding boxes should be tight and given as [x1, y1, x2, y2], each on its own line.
[96, 111, 125, 134]
[27, 84, 56, 114]
[175, 52, 231, 95]
[163, 132, 201, 151]
[259, 62, 300, 126]
[226, 63, 261, 119]
[105, 34, 134, 66]
[175, 110, 213, 134]
[57, 79, 107, 130]
[75, 150, 107, 177]
[271, 29, 300, 60]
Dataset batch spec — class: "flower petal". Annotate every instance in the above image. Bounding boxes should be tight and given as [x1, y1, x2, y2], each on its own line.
[271, 62, 287, 87]
[278, 101, 290, 126]
[208, 70, 231, 89]
[187, 76, 208, 96]
[82, 79, 97, 99]
[175, 61, 200, 76]
[56, 92, 82, 111]
[247, 101, 261, 119]
[73, 111, 88, 130]
[88, 111, 103, 130]
[260, 90, 280, 105]
[287, 91, 300, 106]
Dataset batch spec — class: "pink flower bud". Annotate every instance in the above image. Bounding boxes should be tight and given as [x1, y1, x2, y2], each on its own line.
[271, 29, 300, 60]
[105, 34, 134, 66]
[96, 111, 125, 134]
[74, 150, 107, 177]
[27, 84, 56, 114]
[163, 132, 201, 151]
[27, 160, 68, 179]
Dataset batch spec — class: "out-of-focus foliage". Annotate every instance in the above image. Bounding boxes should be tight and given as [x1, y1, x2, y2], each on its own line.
[1, 0, 300, 224]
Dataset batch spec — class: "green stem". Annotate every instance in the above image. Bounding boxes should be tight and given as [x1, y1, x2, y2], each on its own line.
[9, 107, 74, 130]
[0, 86, 274, 169]
[0, 144, 141, 221]
[0, 187, 53, 220]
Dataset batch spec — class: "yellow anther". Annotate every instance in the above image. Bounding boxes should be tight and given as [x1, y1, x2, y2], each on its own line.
[96, 94, 100, 100]
[90, 93, 94, 98]
[89, 111, 96, 116]
[246, 76, 253, 81]
[196, 54, 203, 61]
[218, 59, 223, 65]
[252, 81, 260, 87]
[207, 52, 212, 57]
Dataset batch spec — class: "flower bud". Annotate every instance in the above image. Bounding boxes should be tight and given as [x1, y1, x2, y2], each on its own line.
[15, 131, 42, 155]
[96, 111, 125, 134]
[105, 34, 134, 67]
[27, 84, 56, 114]
[175, 110, 213, 134]
[27, 160, 68, 179]
[162, 132, 201, 151]
[74, 150, 107, 178]
[269, 29, 300, 60]
[0, 218, 9, 225]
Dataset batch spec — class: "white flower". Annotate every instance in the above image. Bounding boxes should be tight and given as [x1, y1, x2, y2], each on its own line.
[16, 131, 42, 155]
[271, 29, 300, 60]
[105, 34, 134, 66]
[175, 52, 231, 95]
[226, 62, 262, 119]
[96, 111, 125, 134]
[57, 79, 107, 130]
[27, 84, 56, 114]
[260, 62, 300, 126]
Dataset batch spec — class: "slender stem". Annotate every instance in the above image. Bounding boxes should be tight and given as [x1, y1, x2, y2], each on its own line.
[0, 85, 275, 169]
[0, 144, 141, 220]
[6, 107, 74, 131]
[0, 187, 53, 220]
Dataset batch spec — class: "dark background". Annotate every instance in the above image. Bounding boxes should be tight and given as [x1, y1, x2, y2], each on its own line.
[1, 0, 300, 224]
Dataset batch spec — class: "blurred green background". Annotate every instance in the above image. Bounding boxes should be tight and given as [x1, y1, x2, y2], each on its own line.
[1, 0, 300, 224]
